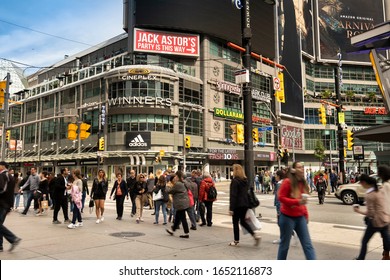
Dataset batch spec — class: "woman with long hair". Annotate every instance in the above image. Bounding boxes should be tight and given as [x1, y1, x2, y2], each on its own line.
[110, 172, 128, 220]
[166, 170, 190, 238]
[153, 175, 168, 225]
[277, 161, 316, 260]
[67, 169, 83, 229]
[228, 164, 261, 246]
[36, 171, 49, 216]
[353, 174, 390, 260]
[91, 169, 108, 224]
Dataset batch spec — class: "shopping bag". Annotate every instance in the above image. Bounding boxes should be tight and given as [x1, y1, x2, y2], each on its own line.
[242, 208, 262, 235]
[153, 189, 163, 201]
[41, 200, 49, 209]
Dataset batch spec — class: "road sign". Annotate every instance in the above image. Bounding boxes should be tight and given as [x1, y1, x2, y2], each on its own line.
[133, 28, 200, 57]
[273, 77, 280, 91]
[258, 126, 272, 132]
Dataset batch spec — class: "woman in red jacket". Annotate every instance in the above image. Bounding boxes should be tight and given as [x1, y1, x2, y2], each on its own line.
[198, 172, 216, 227]
[277, 161, 316, 260]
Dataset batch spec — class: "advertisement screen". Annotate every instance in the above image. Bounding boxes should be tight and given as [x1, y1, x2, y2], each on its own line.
[278, 0, 305, 120]
[317, 0, 385, 63]
[128, 0, 275, 58]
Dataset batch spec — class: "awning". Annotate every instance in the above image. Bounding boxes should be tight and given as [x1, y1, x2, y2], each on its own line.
[354, 124, 390, 142]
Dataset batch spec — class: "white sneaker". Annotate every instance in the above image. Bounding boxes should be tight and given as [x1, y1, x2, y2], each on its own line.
[100, 216, 104, 222]
[67, 223, 76, 229]
[272, 239, 281, 244]
[96, 219, 100, 224]
[77, 222, 83, 227]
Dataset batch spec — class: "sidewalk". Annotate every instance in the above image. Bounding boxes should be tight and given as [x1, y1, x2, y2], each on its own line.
[0, 200, 384, 260]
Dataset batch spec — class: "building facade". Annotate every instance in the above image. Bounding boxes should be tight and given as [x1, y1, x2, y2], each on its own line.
[4, 0, 390, 179]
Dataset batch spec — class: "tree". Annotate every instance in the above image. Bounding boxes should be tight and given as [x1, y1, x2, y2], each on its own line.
[321, 89, 333, 99]
[314, 139, 326, 167]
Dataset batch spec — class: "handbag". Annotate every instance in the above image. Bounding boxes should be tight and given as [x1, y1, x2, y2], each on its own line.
[153, 189, 163, 201]
[41, 199, 49, 209]
[248, 187, 260, 208]
[187, 189, 195, 207]
[89, 199, 94, 208]
[242, 208, 262, 234]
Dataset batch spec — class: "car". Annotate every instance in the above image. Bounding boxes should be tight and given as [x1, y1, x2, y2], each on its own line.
[335, 174, 380, 205]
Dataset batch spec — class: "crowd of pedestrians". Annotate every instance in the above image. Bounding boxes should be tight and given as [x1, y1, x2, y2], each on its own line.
[1, 160, 389, 261]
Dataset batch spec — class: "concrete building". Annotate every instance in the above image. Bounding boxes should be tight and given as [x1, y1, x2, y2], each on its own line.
[4, 0, 390, 180]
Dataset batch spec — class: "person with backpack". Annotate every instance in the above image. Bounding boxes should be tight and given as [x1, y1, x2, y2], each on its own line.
[0, 161, 21, 252]
[315, 173, 327, 205]
[198, 172, 217, 227]
[184, 173, 198, 230]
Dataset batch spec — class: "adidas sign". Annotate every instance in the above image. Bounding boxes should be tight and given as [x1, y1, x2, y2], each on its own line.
[129, 134, 147, 147]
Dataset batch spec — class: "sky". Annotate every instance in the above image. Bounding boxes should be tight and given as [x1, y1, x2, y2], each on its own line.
[0, 0, 124, 74]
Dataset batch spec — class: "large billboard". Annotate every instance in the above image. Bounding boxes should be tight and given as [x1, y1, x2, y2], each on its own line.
[279, 0, 305, 120]
[317, 0, 385, 63]
[124, 0, 275, 58]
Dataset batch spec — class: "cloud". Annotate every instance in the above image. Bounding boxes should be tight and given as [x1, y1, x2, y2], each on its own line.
[1, 0, 123, 71]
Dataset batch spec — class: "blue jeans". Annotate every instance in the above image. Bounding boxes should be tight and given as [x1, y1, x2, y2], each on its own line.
[186, 206, 197, 227]
[81, 191, 87, 212]
[357, 222, 390, 260]
[71, 204, 82, 224]
[0, 208, 19, 248]
[14, 193, 20, 209]
[22, 190, 37, 214]
[277, 213, 316, 260]
[255, 182, 260, 192]
[154, 200, 167, 224]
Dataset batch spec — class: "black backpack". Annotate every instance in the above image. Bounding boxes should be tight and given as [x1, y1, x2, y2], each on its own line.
[207, 184, 217, 200]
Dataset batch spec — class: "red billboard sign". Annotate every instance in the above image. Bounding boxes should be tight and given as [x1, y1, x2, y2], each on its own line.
[133, 28, 199, 57]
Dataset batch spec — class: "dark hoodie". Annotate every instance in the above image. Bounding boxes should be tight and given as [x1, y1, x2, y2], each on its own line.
[229, 177, 250, 211]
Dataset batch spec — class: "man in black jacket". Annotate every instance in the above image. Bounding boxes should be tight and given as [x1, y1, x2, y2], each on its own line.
[126, 169, 137, 217]
[0, 161, 21, 252]
[52, 168, 70, 224]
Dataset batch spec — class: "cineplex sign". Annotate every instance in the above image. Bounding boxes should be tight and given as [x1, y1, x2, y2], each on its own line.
[134, 28, 200, 57]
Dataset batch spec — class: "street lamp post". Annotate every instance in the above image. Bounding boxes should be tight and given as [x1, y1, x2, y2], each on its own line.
[241, 0, 255, 188]
[335, 53, 345, 183]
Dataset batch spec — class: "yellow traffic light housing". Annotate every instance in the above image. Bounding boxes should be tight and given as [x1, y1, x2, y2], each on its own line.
[0, 81, 6, 108]
[5, 130, 10, 142]
[252, 128, 259, 142]
[67, 123, 78, 140]
[79, 122, 91, 140]
[98, 137, 105, 151]
[236, 124, 244, 144]
[277, 148, 284, 158]
[230, 124, 237, 143]
[347, 130, 354, 150]
[318, 105, 327, 125]
[185, 136, 191, 148]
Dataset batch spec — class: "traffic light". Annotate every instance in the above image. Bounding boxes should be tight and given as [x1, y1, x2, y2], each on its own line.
[0, 81, 6, 108]
[277, 148, 284, 158]
[318, 105, 326, 125]
[79, 122, 91, 140]
[282, 149, 289, 165]
[347, 130, 354, 150]
[5, 130, 10, 142]
[98, 136, 105, 151]
[236, 124, 244, 144]
[67, 123, 78, 140]
[185, 136, 191, 148]
[230, 124, 237, 143]
[275, 72, 285, 103]
[344, 147, 347, 158]
[252, 128, 259, 142]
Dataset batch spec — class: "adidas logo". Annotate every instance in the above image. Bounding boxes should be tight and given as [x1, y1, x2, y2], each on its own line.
[129, 134, 147, 147]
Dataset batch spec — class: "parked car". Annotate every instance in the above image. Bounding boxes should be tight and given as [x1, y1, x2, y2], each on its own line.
[335, 174, 380, 205]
